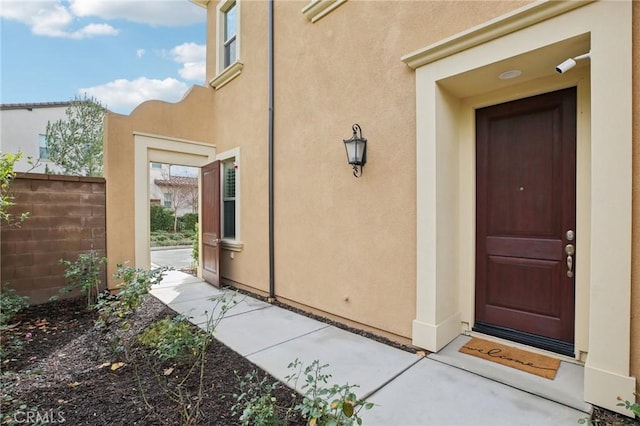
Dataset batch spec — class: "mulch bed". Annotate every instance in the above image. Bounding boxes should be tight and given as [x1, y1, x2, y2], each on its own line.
[1, 296, 304, 426]
[1, 293, 638, 425]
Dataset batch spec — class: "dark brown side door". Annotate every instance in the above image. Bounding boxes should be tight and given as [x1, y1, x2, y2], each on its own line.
[201, 160, 221, 286]
[475, 88, 576, 356]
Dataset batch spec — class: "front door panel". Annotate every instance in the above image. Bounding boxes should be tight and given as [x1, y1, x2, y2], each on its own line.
[475, 88, 576, 356]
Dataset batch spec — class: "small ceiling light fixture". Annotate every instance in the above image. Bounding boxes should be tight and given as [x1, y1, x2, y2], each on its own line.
[343, 124, 367, 178]
[556, 51, 591, 74]
[499, 69, 522, 80]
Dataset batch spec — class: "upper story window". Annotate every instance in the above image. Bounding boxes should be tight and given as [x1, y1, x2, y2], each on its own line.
[223, 2, 237, 69]
[39, 134, 49, 159]
[210, 0, 243, 90]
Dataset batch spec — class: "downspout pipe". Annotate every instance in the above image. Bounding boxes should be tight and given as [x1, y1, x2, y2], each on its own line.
[268, 0, 275, 300]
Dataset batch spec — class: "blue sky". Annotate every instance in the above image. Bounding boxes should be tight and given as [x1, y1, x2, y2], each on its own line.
[0, 0, 207, 115]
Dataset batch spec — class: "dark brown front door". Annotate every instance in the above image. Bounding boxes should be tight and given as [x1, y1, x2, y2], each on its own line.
[201, 160, 221, 286]
[474, 88, 576, 356]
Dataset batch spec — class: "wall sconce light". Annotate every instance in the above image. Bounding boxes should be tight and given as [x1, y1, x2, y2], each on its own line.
[556, 51, 590, 74]
[343, 124, 367, 178]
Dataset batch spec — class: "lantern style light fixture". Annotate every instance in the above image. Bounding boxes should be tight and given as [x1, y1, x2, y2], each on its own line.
[343, 124, 367, 178]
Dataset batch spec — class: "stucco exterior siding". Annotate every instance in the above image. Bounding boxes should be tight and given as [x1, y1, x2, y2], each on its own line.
[252, 0, 530, 340]
[103, 0, 638, 412]
[206, 0, 273, 293]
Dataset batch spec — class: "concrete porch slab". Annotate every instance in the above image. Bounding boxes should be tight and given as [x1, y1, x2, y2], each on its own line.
[213, 305, 330, 356]
[247, 326, 421, 398]
[428, 335, 591, 413]
[361, 357, 587, 425]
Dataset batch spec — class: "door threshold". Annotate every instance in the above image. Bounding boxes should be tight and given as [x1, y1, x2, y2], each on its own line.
[473, 321, 575, 357]
[428, 334, 591, 413]
[467, 330, 583, 366]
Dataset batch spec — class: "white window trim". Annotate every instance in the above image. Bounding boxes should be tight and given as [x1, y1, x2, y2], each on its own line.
[302, 0, 347, 23]
[210, 0, 243, 90]
[209, 61, 243, 90]
[217, 147, 243, 251]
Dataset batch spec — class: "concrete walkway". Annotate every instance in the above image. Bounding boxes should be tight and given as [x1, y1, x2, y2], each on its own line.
[150, 270, 590, 425]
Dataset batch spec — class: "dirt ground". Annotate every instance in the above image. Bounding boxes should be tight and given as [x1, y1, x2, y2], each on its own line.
[1, 296, 303, 426]
[1, 294, 638, 426]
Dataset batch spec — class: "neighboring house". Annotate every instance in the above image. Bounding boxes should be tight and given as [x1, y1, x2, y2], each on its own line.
[104, 1, 639, 415]
[149, 162, 198, 217]
[0, 102, 68, 173]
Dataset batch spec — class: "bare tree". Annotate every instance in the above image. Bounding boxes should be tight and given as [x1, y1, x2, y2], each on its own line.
[155, 168, 198, 232]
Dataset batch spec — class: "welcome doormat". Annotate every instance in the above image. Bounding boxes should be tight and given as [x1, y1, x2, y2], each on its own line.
[459, 337, 560, 380]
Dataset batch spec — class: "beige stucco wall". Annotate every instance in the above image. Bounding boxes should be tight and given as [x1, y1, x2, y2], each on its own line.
[631, 0, 639, 398]
[104, 86, 215, 286]
[205, 0, 273, 293]
[202, 0, 529, 341]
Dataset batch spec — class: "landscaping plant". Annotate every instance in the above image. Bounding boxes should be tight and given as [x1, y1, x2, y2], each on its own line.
[192, 222, 199, 266]
[617, 396, 640, 418]
[138, 315, 207, 362]
[234, 358, 374, 426]
[0, 283, 29, 327]
[139, 294, 239, 425]
[150, 230, 194, 247]
[0, 283, 30, 360]
[286, 359, 374, 426]
[94, 263, 168, 331]
[178, 213, 198, 233]
[232, 370, 297, 426]
[150, 204, 175, 232]
[0, 151, 30, 227]
[55, 249, 107, 307]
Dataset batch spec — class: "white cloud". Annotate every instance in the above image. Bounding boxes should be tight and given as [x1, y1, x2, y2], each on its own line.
[170, 42, 205, 63]
[0, 0, 204, 38]
[178, 62, 205, 81]
[168, 42, 206, 82]
[80, 77, 189, 114]
[69, 0, 205, 27]
[0, 0, 119, 39]
[70, 23, 119, 39]
[136, 49, 146, 58]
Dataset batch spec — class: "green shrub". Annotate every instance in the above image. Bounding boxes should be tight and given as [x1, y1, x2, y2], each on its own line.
[233, 371, 294, 426]
[150, 231, 194, 247]
[95, 263, 168, 331]
[178, 213, 198, 233]
[0, 283, 29, 326]
[617, 396, 640, 418]
[192, 223, 199, 266]
[150, 205, 174, 232]
[234, 359, 374, 426]
[1, 151, 30, 227]
[55, 249, 107, 307]
[286, 359, 374, 426]
[139, 316, 207, 362]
